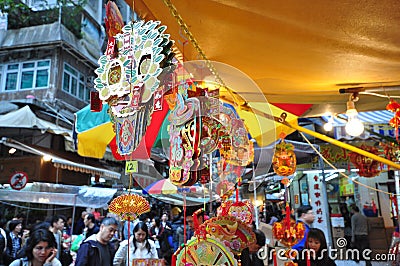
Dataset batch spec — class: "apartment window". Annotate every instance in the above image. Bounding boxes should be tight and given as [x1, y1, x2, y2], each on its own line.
[1, 60, 50, 91]
[5, 64, 18, 91]
[62, 63, 89, 102]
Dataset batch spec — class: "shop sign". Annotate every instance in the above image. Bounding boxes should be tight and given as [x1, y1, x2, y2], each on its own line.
[309, 175, 328, 234]
[9, 171, 28, 190]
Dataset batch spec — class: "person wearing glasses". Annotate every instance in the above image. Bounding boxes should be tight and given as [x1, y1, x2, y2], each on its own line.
[292, 205, 315, 251]
[9, 228, 61, 266]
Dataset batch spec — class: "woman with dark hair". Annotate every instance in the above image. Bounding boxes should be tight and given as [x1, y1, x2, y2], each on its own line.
[149, 217, 163, 257]
[113, 222, 158, 265]
[4, 220, 24, 265]
[9, 228, 61, 266]
[296, 228, 336, 266]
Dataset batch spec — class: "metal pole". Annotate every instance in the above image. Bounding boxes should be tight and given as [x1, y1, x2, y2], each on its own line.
[252, 162, 259, 229]
[208, 153, 213, 216]
[71, 195, 77, 237]
[228, 104, 400, 171]
[58, 1, 62, 25]
[278, 115, 400, 170]
[395, 171, 400, 222]
[56, 167, 59, 184]
[319, 150, 332, 248]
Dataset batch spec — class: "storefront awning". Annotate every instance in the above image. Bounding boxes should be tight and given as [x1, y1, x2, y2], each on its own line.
[0, 182, 117, 208]
[51, 158, 121, 179]
[0, 137, 121, 180]
[321, 110, 397, 140]
[52, 157, 120, 180]
[0, 105, 72, 137]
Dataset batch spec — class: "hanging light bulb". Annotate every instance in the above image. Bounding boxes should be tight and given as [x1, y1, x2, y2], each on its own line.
[345, 96, 364, 137]
[323, 115, 334, 131]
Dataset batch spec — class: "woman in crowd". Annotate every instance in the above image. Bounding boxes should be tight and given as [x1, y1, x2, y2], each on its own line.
[297, 228, 336, 266]
[113, 222, 158, 266]
[148, 217, 163, 257]
[9, 228, 61, 266]
[4, 220, 24, 265]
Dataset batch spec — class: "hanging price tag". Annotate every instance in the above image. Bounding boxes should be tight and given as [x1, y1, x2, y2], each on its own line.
[125, 161, 138, 174]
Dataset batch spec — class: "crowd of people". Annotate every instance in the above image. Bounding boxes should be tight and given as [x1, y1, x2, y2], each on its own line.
[0, 206, 204, 266]
[0, 202, 375, 266]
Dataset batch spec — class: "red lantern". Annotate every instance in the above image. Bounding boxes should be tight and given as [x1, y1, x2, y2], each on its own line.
[272, 219, 305, 247]
[273, 140, 297, 176]
[349, 144, 381, 178]
[386, 99, 400, 141]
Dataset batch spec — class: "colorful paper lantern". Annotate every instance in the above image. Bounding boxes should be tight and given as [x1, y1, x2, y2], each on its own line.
[349, 144, 381, 177]
[272, 139, 297, 176]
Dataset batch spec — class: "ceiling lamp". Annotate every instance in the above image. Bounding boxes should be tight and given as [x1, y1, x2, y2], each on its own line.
[42, 154, 52, 162]
[323, 115, 334, 131]
[345, 93, 364, 137]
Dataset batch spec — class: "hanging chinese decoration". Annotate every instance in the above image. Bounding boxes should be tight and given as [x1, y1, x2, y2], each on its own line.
[272, 203, 305, 247]
[108, 194, 150, 221]
[95, 18, 173, 157]
[168, 78, 253, 187]
[216, 180, 235, 199]
[349, 144, 381, 177]
[219, 200, 254, 224]
[273, 178, 304, 248]
[174, 237, 237, 266]
[272, 139, 297, 176]
[386, 99, 400, 141]
[201, 216, 255, 255]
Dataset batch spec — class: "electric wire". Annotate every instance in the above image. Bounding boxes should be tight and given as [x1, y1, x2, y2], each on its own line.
[299, 131, 399, 196]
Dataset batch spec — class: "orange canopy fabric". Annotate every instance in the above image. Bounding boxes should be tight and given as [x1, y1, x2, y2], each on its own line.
[128, 0, 400, 117]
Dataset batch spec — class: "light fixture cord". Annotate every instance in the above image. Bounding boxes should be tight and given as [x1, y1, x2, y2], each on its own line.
[299, 131, 399, 196]
[161, 0, 243, 108]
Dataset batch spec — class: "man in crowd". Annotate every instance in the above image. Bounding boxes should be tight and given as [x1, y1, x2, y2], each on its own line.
[161, 212, 172, 231]
[74, 211, 87, 235]
[48, 215, 66, 260]
[240, 229, 266, 266]
[351, 205, 371, 266]
[292, 205, 315, 251]
[84, 213, 100, 240]
[75, 217, 119, 266]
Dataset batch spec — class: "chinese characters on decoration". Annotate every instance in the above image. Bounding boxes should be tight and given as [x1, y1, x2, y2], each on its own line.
[168, 81, 254, 187]
[273, 139, 297, 176]
[108, 194, 150, 221]
[272, 218, 305, 247]
[349, 144, 381, 178]
[95, 16, 174, 157]
[310, 176, 324, 224]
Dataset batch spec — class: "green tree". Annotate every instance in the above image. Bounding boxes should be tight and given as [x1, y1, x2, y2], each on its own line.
[0, 0, 87, 39]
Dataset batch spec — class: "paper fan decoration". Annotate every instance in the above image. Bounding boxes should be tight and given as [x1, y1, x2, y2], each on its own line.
[109, 194, 150, 220]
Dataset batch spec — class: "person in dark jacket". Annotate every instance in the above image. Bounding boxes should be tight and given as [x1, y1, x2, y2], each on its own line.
[4, 220, 24, 265]
[240, 229, 266, 266]
[0, 230, 5, 265]
[75, 217, 119, 266]
[292, 205, 315, 251]
[83, 214, 99, 240]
